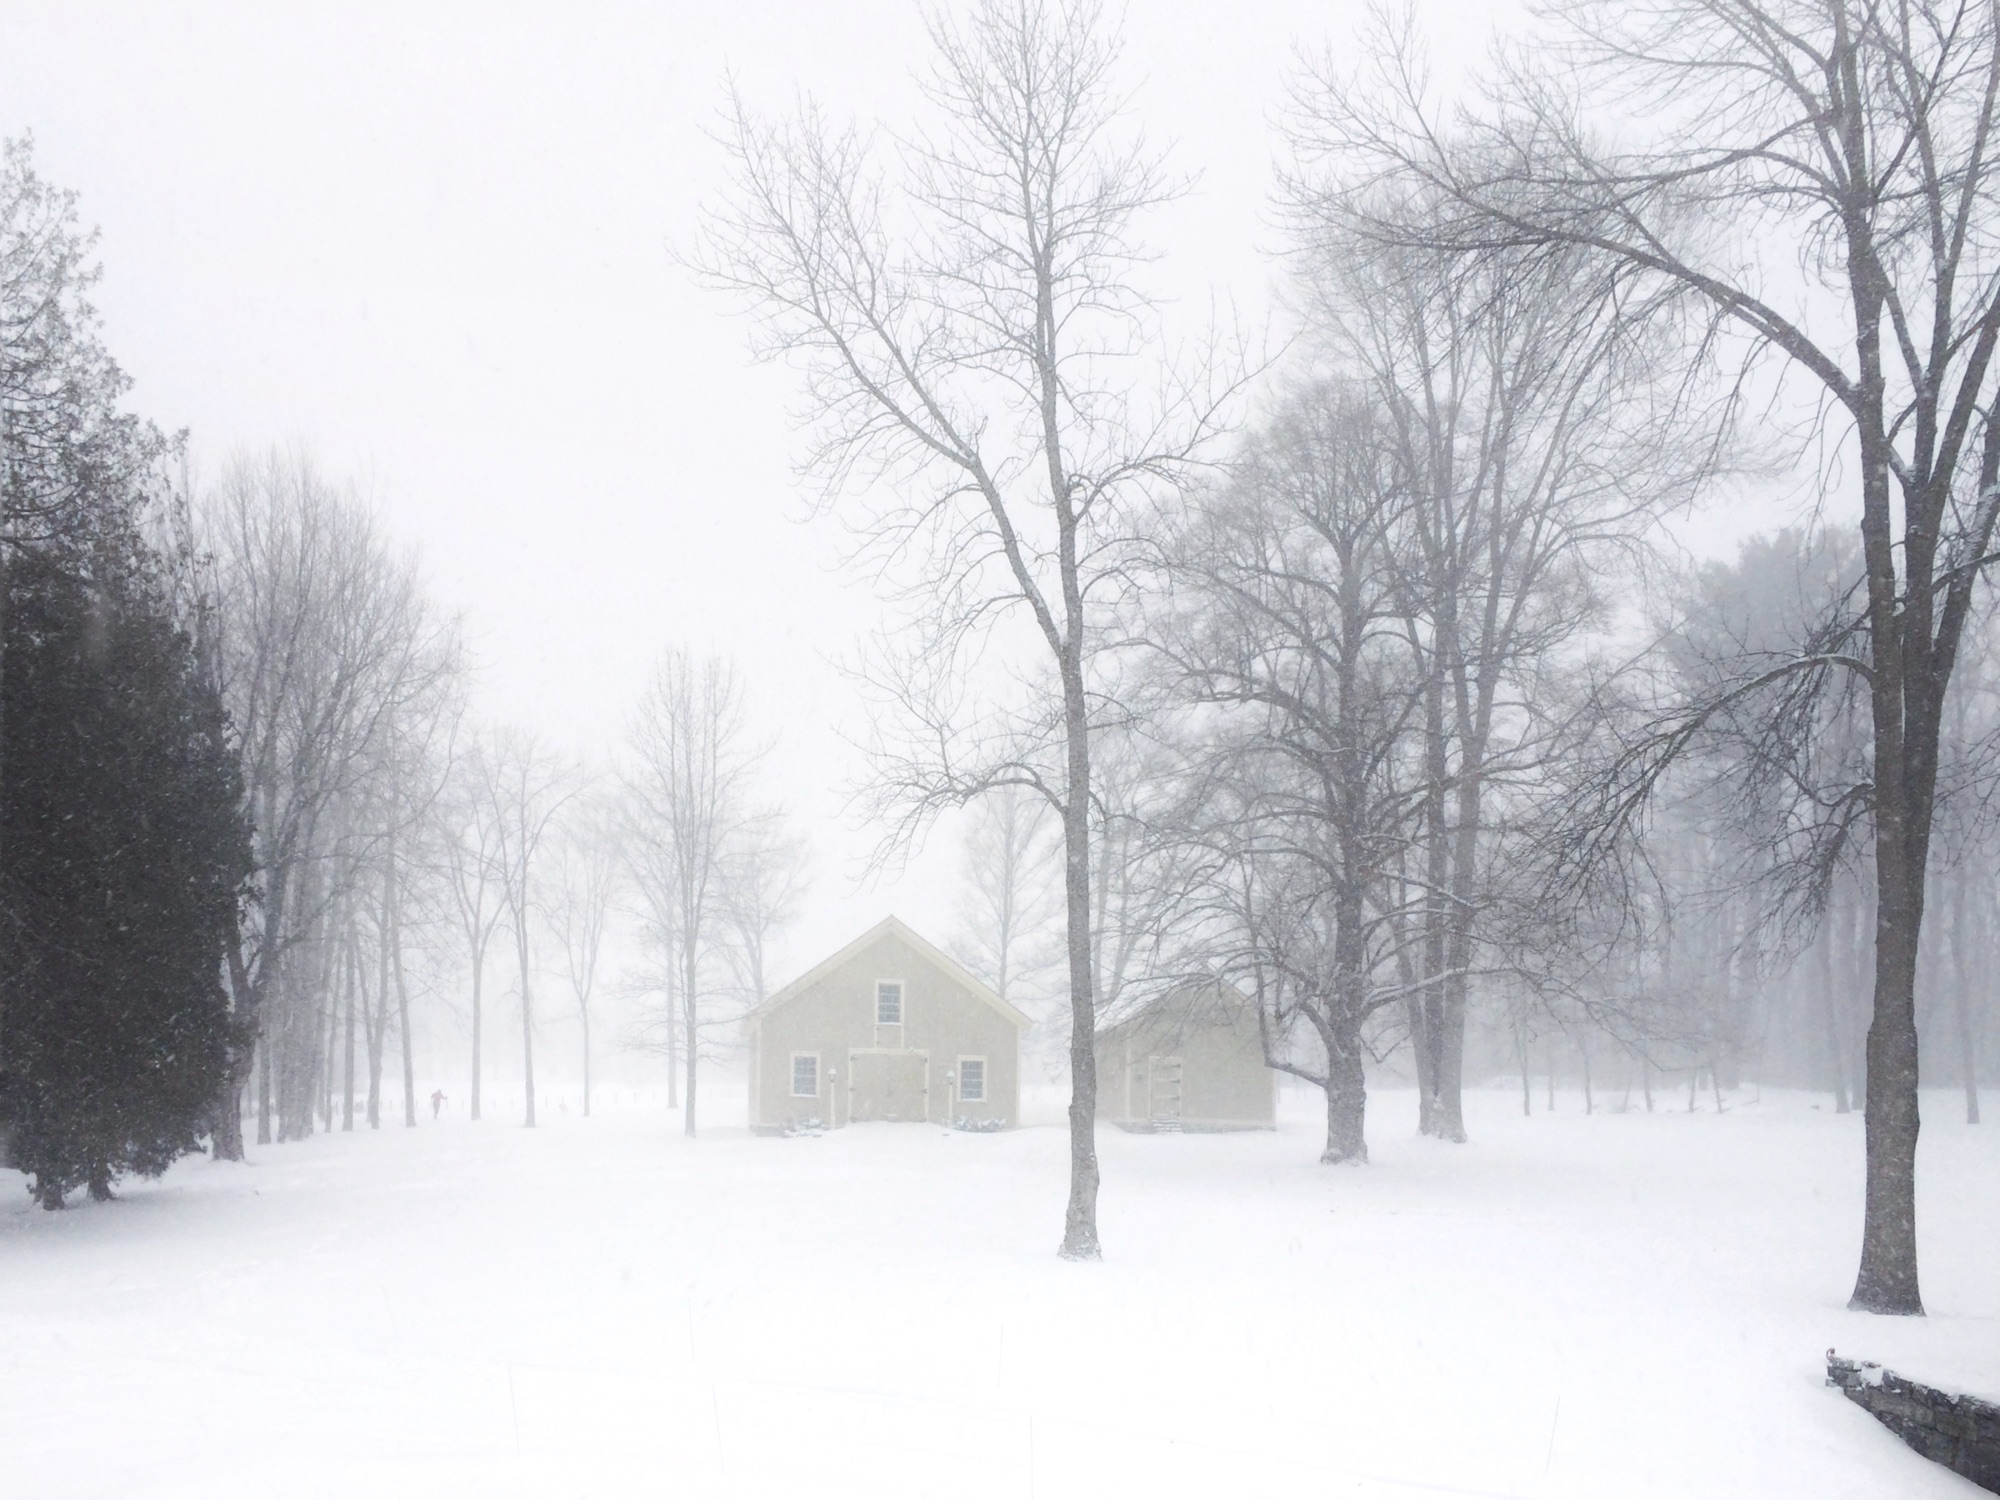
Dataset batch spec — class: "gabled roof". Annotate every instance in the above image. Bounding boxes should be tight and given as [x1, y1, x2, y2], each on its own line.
[750, 914, 1033, 1031]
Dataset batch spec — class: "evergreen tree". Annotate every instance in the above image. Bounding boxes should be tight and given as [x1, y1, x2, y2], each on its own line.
[0, 545, 250, 1207]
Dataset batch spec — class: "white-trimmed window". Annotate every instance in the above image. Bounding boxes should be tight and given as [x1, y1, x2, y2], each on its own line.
[876, 980, 903, 1026]
[958, 1057, 986, 1103]
[791, 1053, 819, 1098]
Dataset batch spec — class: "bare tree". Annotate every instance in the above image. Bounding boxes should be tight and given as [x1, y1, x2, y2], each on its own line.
[385, 700, 463, 1129]
[437, 735, 509, 1122]
[698, 0, 1245, 1257]
[1158, 382, 1426, 1162]
[547, 788, 624, 1117]
[1278, 145, 1719, 1144]
[484, 728, 580, 1129]
[205, 452, 448, 1153]
[626, 649, 759, 1137]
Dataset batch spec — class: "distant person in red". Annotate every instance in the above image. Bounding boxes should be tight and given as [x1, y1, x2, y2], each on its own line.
[429, 1088, 446, 1119]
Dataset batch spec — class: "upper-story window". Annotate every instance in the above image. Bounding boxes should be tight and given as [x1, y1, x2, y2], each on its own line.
[876, 980, 903, 1025]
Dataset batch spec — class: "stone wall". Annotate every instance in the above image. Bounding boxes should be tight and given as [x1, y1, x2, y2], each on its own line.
[1827, 1352, 2000, 1494]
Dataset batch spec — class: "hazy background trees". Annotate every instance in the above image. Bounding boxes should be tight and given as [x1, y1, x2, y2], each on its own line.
[205, 454, 462, 1152]
[1153, 382, 1425, 1164]
[953, 786, 1061, 1039]
[547, 788, 624, 1118]
[1297, 0, 2000, 1317]
[483, 729, 580, 1130]
[626, 648, 795, 1137]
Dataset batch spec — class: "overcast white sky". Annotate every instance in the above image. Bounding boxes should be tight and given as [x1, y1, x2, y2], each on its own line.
[0, 0, 1581, 979]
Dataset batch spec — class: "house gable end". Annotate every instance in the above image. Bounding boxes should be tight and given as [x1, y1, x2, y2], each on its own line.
[752, 915, 1032, 1032]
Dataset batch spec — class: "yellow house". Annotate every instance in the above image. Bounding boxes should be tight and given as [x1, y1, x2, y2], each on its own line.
[746, 916, 1032, 1133]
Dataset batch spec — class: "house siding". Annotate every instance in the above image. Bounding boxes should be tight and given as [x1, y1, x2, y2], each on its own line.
[1095, 989, 1276, 1131]
[751, 927, 1023, 1132]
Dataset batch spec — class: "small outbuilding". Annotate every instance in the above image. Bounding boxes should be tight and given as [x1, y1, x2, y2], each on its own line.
[1094, 984, 1277, 1132]
[747, 915, 1031, 1133]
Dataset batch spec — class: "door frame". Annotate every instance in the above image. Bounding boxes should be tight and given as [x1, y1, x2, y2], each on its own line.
[845, 1047, 932, 1124]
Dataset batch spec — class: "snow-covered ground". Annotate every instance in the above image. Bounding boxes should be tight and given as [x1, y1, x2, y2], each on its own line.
[2, 1083, 1994, 1499]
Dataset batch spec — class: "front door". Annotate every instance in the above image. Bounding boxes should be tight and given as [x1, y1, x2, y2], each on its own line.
[848, 1051, 929, 1122]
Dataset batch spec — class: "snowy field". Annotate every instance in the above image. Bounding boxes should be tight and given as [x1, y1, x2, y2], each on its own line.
[2, 1083, 1995, 1500]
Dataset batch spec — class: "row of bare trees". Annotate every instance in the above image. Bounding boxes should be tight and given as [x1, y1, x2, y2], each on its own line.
[1316, 0, 2000, 1321]
[206, 453, 462, 1153]
[625, 649, 805, 1135]
[203, 461, 805, 1150]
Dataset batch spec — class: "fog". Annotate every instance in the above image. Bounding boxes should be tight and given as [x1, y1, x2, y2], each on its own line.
[0, 3, 1995, 1497]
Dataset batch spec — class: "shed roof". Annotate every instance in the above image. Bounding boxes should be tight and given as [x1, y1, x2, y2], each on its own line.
[1096, 981, 1255, 1044]
[751, 914, 1033, 1031]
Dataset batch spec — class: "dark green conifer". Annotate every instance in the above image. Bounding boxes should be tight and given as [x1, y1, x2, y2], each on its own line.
[0, 548, 250, 1207]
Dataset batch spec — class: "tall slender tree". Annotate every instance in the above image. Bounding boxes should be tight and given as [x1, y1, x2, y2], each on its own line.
[698, 0, 1244, 1256]
[548, 789, 624, 1118]
[627, 650, 758, 1138]
[439, 735, 510, 1122]
[484, 729, 579, 1129]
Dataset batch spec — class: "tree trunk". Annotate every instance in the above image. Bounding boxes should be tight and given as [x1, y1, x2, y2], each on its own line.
[1415, 673, 1449, 1137]
[470, 947, 483, 1122]
[1835, 878, 1868, 1110]
[252, 786, 286, 1149]
[1847, 202, 1927, 1316]
[1816, 900, 1851, 1113]
[1954, 973, 1982, 1127]
[1516, 1016, 1531, 1117]
[1853, 820, 1926, 1311]
[257, 1026, 273, 1145]
[1057, 659, 1101, 1259]
[211, 788, 270, 1161]
[1321, 1037, 1368, 1164]
[320, 984, 336, 1132]
[519, 912, 536, 1129]
[682, 941, 698, 1138]
[390, 829, 416, 1127]
[666, 962, 680, 1110]
[368, 871, 391, 1131]
[213, 1068, 247, 1159]
[1948, 879, 1981, 1126]
[341, 928, 357, 1132]
[1430, 765, 1485, 1143]
[315, 891, 345, 1133]
[581, 1009, 592, 1118]
[1409, 990, 1436, 1121]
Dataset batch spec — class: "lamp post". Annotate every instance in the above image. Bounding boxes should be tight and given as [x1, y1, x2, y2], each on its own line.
[944, 1068, 957, 1131]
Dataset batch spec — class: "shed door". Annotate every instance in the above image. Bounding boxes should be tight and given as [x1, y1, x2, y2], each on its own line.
[1148, 1056, 1184, 1126]
[849, 1051, 929, 1123]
